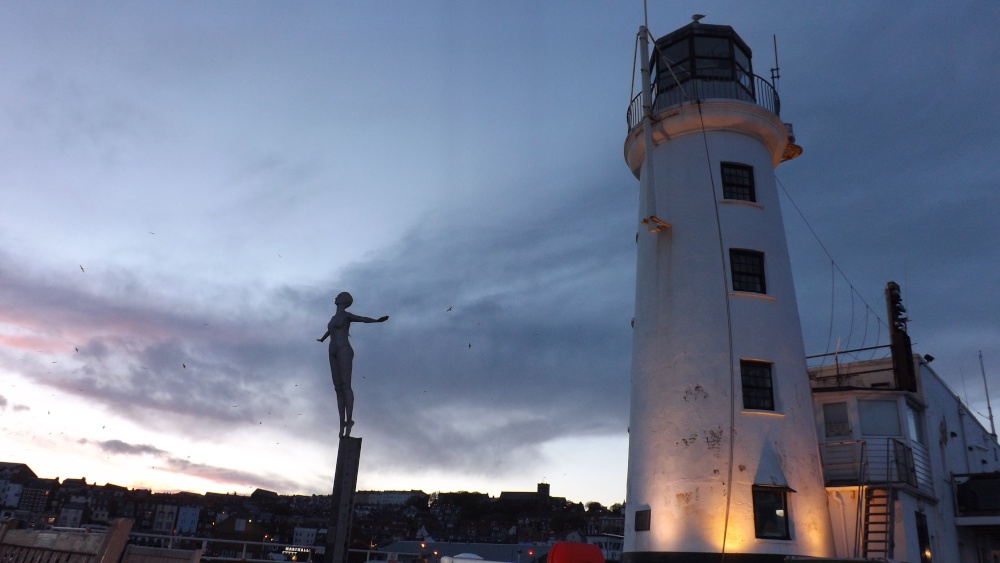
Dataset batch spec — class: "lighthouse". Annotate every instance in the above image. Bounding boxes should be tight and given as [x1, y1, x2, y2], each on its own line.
[623, 21, 834, 562]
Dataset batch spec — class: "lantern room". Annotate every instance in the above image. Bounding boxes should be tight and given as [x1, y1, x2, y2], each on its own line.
[648, 21, 778, 118]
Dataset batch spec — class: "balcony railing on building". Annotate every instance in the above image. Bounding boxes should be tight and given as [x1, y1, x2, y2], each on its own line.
[955, 473, 1000, 517]
[819, 437, 933, 495]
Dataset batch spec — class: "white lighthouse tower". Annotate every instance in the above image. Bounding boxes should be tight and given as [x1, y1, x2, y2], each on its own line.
[622, 21, 835, 563]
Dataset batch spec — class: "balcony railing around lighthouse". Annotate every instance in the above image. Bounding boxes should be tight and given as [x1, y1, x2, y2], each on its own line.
[626, 71, 780, 132]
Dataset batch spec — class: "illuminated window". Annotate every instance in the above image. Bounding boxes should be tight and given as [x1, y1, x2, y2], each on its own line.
[730, 249, 765, 293]
[721, 162, 755, 202]
[741, 360, 774, 410]
[752, 486, 790, 539]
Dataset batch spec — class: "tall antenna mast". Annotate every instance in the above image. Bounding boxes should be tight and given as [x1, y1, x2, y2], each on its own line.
[770, 35, 780, 93]
[980, 350, 997, 437]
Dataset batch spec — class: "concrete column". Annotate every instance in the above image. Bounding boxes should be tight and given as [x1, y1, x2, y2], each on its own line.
[328, 437, 362, 563]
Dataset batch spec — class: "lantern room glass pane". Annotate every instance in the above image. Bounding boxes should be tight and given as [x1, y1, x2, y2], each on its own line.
[734, 47, 751, 73]
[663, 40, 689, 66]
[694, 35, 730, 58]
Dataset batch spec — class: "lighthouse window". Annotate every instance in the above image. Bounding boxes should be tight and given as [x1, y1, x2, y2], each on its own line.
[730, 249, 766, 293]
[721, 162, 756, 201]
[634, 509, 651, 531]
[741, 360, 774, 410]
[752, 486, 790, 539]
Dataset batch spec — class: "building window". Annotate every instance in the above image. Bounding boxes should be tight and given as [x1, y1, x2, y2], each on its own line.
[721, 162, 755, 201]
[741, 361, 774, 410]
[823, 402, 851, 438]
[906, 403, 926, 445]
[859, 399, 901, 436]
[730, 249, 765, 293]
[915, 511, 932, 563]
[752, 487, 790, 539]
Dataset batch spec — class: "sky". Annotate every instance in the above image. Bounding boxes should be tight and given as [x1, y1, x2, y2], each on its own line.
[0, 2, 998, 509]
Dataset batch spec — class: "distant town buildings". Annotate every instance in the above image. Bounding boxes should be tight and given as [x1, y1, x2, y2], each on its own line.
[0, 470, 624, 562]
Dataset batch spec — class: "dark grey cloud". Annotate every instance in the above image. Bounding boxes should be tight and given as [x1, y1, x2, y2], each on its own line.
[0, 161, 637, 487]
[75, 438, 300, 493]
[84, 439, 167, 457]
[1, 1, 998, 496]
[766, 3, 1000, 424]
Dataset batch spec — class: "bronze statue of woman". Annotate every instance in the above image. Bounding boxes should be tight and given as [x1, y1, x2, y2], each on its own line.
[317, 292, 388, 437]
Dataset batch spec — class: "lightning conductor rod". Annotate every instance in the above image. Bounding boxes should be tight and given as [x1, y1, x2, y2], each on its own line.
[980, 350, 997, 437]
[638, 25, 663, 232]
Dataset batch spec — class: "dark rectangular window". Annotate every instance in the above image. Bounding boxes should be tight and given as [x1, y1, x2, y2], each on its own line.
[721, 162, 755, 201]
[823, 402, 851, 437]
[730, 249, 765, 293]
[634, 509, 650, 531]
[741, 361, 774, 411]
[752, 487, 790, 539]
[915, 511, 931, 563]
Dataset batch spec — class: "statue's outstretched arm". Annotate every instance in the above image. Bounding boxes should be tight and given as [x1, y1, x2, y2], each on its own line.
[317, 330, 330, 342]
[349, 313, 389, 323]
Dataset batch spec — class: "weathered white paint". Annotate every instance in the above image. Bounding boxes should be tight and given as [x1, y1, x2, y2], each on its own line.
[623, 93, 835, 557]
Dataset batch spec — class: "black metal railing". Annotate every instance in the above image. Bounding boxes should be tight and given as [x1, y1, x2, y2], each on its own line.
[956, 473, 1000, 516]
[626, 71, 780, 132]
[819, 437, 933, 494]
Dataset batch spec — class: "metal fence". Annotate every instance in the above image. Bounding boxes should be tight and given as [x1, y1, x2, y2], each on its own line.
[127, 533, 407, 563]
[819, 437, 933, 494]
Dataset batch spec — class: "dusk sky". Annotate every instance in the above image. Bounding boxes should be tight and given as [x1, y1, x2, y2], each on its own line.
[1, 2, 998, 507]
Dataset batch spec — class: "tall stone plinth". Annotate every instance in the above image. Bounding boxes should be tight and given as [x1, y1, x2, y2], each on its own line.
[327, 437, 362, 563]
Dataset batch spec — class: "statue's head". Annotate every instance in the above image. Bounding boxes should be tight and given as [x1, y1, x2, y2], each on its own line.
[335, 292, 354, 307]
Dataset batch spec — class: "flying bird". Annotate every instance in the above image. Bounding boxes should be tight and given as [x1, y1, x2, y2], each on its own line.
[75, 347, 79, 352]
[468, 342, 472, 348]
[79, 265, 85, 272]
[446, 307, 452, 312]
[182, 363, 186, 368]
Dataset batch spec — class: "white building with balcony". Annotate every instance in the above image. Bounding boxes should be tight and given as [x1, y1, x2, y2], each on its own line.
[811, 353, 1000, 561]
